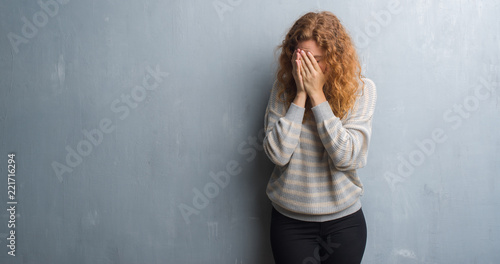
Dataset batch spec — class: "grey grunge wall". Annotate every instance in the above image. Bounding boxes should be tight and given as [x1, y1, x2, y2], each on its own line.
[1, 0, 499, 263]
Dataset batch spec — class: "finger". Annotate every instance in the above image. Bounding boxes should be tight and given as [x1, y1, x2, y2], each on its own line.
[300, 53, 311, 76]
[296, 51, 303, 74]
[296, 60, 300, 81]
[300, 50, 313, 75]
[298, 61, 306, 87]
[298, 58, 305, 76]
[295, 59, 301, 76]
[297, 52, 306, 74]
[300, 51, 314, 75]
[299, 59, 309, 78]
[306, 51, 322, 72]
[297, 60, 302, 78]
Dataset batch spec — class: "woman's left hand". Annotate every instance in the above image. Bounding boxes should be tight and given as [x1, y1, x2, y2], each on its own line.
[299, 50, 327, 105]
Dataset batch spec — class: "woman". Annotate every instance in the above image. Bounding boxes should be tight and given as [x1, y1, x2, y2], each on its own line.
[263, 11, 377, 264]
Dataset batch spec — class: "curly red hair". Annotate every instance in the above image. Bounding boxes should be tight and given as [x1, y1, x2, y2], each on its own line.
[273, 11, 365, 121]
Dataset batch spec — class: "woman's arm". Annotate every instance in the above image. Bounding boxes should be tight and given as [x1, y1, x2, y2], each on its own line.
[311, 79, 377, 171]
[262, 83, 305, 166]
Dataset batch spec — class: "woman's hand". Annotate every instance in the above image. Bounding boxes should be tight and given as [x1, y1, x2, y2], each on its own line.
[299, 50, 327, 106]
[292, 49, 307, 96]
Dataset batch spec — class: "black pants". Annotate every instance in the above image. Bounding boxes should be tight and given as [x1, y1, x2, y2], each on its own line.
[270, 207, 367, 264]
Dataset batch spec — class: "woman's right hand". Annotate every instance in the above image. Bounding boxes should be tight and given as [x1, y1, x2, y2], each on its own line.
[291, 49, 307, 96]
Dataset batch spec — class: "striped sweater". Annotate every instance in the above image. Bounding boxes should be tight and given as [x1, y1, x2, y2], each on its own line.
[263, 78, 377, 222]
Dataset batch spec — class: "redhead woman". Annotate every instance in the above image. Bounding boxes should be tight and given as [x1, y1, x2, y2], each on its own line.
[263, 11, 377, 264]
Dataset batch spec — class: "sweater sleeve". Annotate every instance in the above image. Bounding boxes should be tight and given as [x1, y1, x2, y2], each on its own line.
[311, 78, 377, 171]
[262, 81, 305, 166]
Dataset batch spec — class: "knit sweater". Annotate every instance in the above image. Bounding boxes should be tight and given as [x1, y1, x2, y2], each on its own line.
[263, 78, 377, 222]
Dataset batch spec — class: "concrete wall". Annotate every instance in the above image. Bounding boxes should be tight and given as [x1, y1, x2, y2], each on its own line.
[0, 0, 499, 263]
